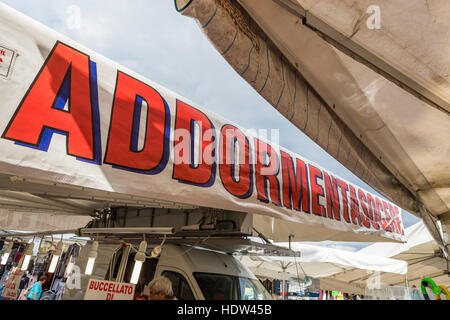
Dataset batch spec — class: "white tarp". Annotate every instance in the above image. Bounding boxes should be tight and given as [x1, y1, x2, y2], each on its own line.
[358, 221, 435, 258]
[0, 3, 406, 242]
[326, 221, 450, 289]
[240, 242, 407, 282]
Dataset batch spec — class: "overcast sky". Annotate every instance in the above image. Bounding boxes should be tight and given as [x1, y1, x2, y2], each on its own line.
[2, 0, 420, 251]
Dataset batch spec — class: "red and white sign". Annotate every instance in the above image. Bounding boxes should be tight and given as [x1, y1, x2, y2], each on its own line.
[0, 4, 406, 242]
[1, 268, 23, 299]
[84, 279, 135, 300]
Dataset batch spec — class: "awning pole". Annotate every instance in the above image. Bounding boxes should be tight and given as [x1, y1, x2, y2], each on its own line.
[0, 227, 176, 239]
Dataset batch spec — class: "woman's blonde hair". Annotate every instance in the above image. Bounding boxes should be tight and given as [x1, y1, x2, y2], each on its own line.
[148, 276, 174, 298]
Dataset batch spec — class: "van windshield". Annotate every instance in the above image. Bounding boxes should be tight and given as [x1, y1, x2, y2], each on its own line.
[194, 273, 272, 300]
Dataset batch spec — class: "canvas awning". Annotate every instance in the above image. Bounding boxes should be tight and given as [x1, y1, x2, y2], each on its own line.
[239, 241, 407, 294]
[175, 0, 450, 257]
[240, 242, 407, 277]
[326, 221, 450, 289]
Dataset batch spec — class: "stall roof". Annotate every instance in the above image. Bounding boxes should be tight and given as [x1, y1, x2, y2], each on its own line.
[240, 242, 407, 277]
[325, 221, 450, 289]
[176, 0, 450, 256]
[238, 241, 407, 295]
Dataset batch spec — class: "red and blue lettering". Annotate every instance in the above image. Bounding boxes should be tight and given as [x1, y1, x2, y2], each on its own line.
[389, 204, 404, 235]
[104, 71, 170, 174]
[254, 139, 281, 206]
[366, 194, 380, 230]
[172, 100, 216, 186]
[219, 125, 253, 199]
[382, 200, 394, 232]
[337, 179, 350, 223]
[349, 185, 362, 225]
[308, 164, 326, 217]
[358, 189, 371, 228]
[376, 197, 388, 231]
[323, 172, 340, 220]
[2, 41, 101, 162]
[280, 151, 310, 213]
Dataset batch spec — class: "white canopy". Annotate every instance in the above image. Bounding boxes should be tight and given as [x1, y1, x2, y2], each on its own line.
[326, 221, 450, 289]
[240, 242, 407, 276]
[239, 241, 407, 294]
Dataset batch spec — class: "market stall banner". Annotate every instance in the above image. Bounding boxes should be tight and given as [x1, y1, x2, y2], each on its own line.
[0, 4, 405, 242]
[84, 279, 135, 300]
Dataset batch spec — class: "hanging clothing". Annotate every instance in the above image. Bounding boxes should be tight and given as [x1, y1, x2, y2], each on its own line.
[19, 275, 30, 290]
[31, 253, 50, 276]
[262, 279, 273, 293]
[55, 244, 80, 278]
[51, 278, 66, 300]
[12, 245, 25, 264]
[16, 276, 30, 300]
[31, 263, 46, 276]
[17, 280, 33, 301]
[27, 258, 35, 274]
[0, 269, 10, 287]
[54, 251, 68, 278]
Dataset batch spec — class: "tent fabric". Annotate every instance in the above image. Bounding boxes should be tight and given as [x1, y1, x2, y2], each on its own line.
[276, 242, 407, 275]
[239, 241, 407, 294]
[290, 0, 450, 113]
[357, 220, 435, 258]
[327, 221, 450, 289]
[240, 242, 407, 278]
[175, 0, 450, 258]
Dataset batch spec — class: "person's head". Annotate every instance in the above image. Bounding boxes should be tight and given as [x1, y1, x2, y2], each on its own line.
[39, 276, 46, 284]
[148, 276, 174, 300]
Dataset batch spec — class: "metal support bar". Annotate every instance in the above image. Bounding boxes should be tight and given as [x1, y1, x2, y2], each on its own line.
[0, 227, 176, 239]
[80, 227, 176, 235]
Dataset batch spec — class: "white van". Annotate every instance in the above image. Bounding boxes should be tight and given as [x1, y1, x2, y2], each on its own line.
[62, 240, 273, 300]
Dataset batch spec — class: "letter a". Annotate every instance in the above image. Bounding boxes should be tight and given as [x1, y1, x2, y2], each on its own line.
[2, 41, 96, 160]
